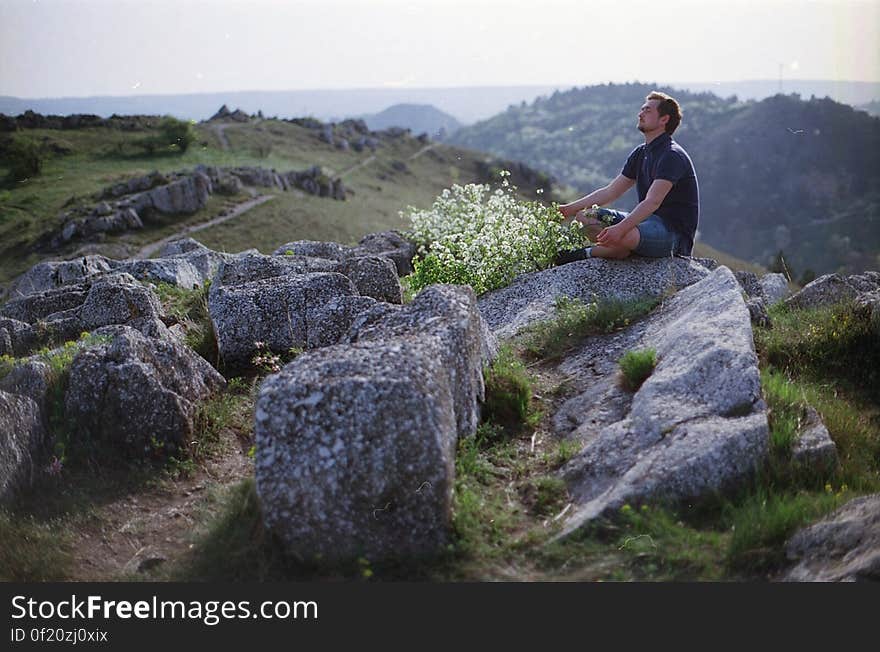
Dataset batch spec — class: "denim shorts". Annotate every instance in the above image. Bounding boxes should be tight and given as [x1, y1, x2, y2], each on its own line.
[597, 208, 680, 258]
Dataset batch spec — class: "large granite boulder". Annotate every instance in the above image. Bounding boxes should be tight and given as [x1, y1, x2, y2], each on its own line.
[1, 274, 169, 351]
[209, 257, 361, 369]
[0, 390, 47, 504]
[255, 284, 494, 560]
[554, 267, 769, 538]
[783, 493, 880, 581]
[272, 230, 417, 278]
[7, 255, 121, 299]
[63, 325, 225, 457]
[351, 231, 418, 276]
[785, 272, 880, 311]
[760, 273, 790, 304]
[345, 284, 496, 437]
[0, 317, 37, 357]
[0, 359, 52, 415]
[256, 339, 457, 560]
[138, 171, 212, 216]
[478, 256, 711, 339]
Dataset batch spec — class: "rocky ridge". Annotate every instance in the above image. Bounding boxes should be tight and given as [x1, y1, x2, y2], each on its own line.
[1, 234, 876, 579]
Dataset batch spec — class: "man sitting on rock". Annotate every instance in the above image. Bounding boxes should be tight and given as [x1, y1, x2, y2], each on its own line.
[555, 91, 699, 263]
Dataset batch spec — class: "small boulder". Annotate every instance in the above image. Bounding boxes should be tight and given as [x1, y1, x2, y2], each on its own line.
[783, 493, 880, 581]
[63, 326, 225, 458]
[0, 390, 47, 504]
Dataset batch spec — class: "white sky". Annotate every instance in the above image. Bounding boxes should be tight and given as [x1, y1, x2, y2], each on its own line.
[1, 0, 878, 98]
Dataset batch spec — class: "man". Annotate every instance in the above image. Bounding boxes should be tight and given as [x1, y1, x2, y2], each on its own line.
[556, 91, 699, 262]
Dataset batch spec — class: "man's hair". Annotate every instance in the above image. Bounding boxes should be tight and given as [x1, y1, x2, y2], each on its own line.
[646, 91, 682, 135]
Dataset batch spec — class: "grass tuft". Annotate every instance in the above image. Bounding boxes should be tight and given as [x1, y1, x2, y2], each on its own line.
[521, 294, 659, 360]
[618, 348, 657, 391]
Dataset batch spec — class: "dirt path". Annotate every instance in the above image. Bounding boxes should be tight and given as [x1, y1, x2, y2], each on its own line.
[135, 193, 276, 259]
[68, 433, 254, 581]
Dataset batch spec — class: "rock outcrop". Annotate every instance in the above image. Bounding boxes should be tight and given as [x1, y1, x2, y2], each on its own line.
[63, 326, 225, 458]
[551, 267, 769, 537]
[478, 256, 711, 339]
[255, 285, 496, 560]
[783, 493, 880, 581]
[785, 271, 880, 311]
[0, 274, 170, 354]
[208, 249, 406, 370]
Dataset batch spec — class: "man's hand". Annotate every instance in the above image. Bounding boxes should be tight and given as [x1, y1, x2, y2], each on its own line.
[558, 203, 575, 219]
[596, 222, 630, 248]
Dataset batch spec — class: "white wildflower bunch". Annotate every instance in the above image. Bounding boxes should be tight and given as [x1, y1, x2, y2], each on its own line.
[403, 172, 587, 295]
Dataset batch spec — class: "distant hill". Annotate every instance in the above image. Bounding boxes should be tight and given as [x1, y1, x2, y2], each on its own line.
[448, 82, 880, 276]
[360, 104, 462, 139]
[857, 100, 880, 118]
[673, 79, 880, 106]
[0, 86, 561, 127]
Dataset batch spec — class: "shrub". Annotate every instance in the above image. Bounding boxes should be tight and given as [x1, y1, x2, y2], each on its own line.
[619, 348, 657, 391]
[404, 174, 587, 295]
[137, 116, 195, 155]
[5, 136, 44, 181]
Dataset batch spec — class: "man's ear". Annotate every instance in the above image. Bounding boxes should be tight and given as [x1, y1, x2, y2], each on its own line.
[659, 114, 670, 129]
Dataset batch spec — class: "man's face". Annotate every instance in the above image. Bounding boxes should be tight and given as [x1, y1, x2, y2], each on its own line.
[637, 99, 667, 134]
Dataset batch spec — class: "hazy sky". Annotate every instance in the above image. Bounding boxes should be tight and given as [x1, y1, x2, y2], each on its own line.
[2, 0, 878, 98]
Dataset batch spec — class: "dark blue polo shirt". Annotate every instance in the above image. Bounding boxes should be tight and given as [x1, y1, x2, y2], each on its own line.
[621, 133, 699, 255]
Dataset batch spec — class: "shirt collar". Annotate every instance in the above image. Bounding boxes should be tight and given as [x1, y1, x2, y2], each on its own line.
[646, 132, 671, 154]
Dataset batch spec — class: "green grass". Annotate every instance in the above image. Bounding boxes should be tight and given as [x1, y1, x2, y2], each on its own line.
[618, 348, 657, 391]
[481, 344, 539, 434]
[520, 294, 660, 360]
[756, 300, 880, 399]
[0, 511, 74, 581]
[154, 280, 217, 365]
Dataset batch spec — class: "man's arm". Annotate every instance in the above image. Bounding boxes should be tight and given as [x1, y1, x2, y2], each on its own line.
[558, 174, 636, 218]
[595, 179, 674, 247]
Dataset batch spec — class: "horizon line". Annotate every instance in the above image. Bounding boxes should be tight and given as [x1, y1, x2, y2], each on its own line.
[4, 78, 880, 102]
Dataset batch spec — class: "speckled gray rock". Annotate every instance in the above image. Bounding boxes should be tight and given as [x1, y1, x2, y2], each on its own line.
[760, 273, 790, 304]
[209, 268, 359, 369]
[255, 338, 457, 561]
[307, 295, 378, 349]
[272, 240, 349, 260]
[116, 258, 203, 290]
[691, 257, 719, 271]
[0, 390, 47, 504]
[478, 256, 710, 339]
[337, 256, 402, 304]
[746, 297, 771, 328]
[7, 255, 120, 299]
[0, 359, 52, 415]
[555, 267, 769, 538]
[142, 171, 211, 215]
[0, 317, 36, 356]
[1, 274, 170, 350]
[783, 493, 880, 581]
[272, 230, 417, 278]
[63, 325, 225, 457]
[784, 273, 870, 310]
[735, 271, 766, 301]
[792, 407, 838, 472]
[351, 231, 417, 276]
[345, 284, 496, 438]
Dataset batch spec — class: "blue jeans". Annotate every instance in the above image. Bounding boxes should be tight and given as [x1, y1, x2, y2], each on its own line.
[596, 208, 680, 258]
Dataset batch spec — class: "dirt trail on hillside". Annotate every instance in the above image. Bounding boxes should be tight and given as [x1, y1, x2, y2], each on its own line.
[68, 433, 254, 581]
[135, 192, 277, 259]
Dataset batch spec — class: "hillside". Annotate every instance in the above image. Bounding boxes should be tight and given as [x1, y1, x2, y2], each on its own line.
[0, 111, 563, 293]
[447, 83, 880, 276]
[360, 103, 462, 138]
